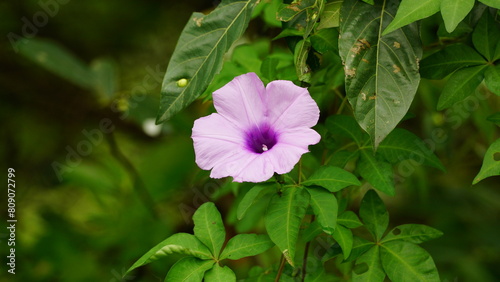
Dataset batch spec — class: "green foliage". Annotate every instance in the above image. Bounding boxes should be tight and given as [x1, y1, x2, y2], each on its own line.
[474, 138, 500, 184]
[302, 165, 361, 192]
[383, 0, 441, 35]
[441, 0, 475, 33]
[306, 187, 338, 235]
[359, 190, 389, 241]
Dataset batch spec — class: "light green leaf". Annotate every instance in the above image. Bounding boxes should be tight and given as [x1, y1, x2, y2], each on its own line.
[420, 44, 486, 80]
[377, 128, 445, 171]
[17, 38, 94, 89]
[317, 1, 342, 29]
[302, 165, 361, 192]
[383, 0, 441, 35]
[382, 224, 443, 244]
[473, 138, 500, 184]
[265, 187, 310, 267]
[306, 187, 338, 235]
[339, 0, 423, 147]
[326, 115, 368, 146]
[352, 245, 385, 282]
[156, 0, 258, 123]
[358, 151, 395, 196]
[437, 65, 488, 110]
[479, 0, 500, 9]
[193, 202, 226, 258]
[237, 183, 274, 220]
[359, 190, 389, 241]
[472, 9, 500, 61]
[204, 264, 236, 282]
[126, 233, 212, 274]
[294, 39, 312, 83]
[164, 257, 214, 282]
[220, 234, 274, 260]
[344, 236, 375, 262]
[441, 0, 475, 33]
[337, 211, 363, 228]
[333, 224, 353, 258]
[380, 241, 440, 282]
[485, 65, 500, 96]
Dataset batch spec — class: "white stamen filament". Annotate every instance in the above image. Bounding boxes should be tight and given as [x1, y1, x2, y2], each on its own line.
[262, 144, 268, 152]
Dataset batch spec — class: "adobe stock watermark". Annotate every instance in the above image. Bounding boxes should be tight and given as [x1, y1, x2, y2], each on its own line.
[51, 64, 165, 181]
[7, 0, 70, 53]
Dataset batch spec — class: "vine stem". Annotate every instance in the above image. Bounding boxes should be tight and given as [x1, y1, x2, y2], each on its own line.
[275, 255, 286, 282]
[301, 215, 315, 282]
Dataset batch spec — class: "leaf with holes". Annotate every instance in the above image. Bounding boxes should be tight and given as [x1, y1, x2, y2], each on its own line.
[156, 0, 258, 123]
[302, 165, 361, 192]
[339, 0, 423, 147]
[382, 224, 443, 244]
[193, 202, 226, 258]
[352, 245, 385, 282]
[359, 190, 389, 241]
[219, 234, 274, 260]
[473, 138, 500, 184]
[165, 257, 214, 282]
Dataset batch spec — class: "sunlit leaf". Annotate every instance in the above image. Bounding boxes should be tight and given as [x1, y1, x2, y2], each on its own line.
[157, 0, 258, 123]
[306, 187, 338, 235]
[302, 165, 361, 192]
[358, 151, 395, 196]
[382, 224, 443, 244]
[193, 202, 226, 258]
[473, 138, 500, 184]
[339, 0, 423, 147]
[219, 234, 274, 260]
[352, 245, 385, 282]
[164, 257, 214, 282]
[204, 264, 236, 282]
[441, 0, 475, 33]
[437, 65, 488, 110]
[359, 190, 389, 241]
[382, 0, 440, 35]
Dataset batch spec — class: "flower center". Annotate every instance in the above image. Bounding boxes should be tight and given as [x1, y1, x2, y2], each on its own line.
[245, 125, 278, 154]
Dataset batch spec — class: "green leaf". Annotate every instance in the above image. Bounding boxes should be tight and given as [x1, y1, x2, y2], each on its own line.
[237, 183, 274, 220]
[219, 234, 274, 260]
[306, 187, 338, 235]
[17, 38, 94, 89]
[337, 211, 363, 228]
[380, 241, 440, 282]
[485, 65, 500, 96]
[359, 190, 389, 241]
[473, 138, 500, 184]
[294, 39, 312, 83]
[302, 221, 323, 242]
[362, 0, 375, 4]
[277, 0, 316, 22]
[156, 0, 258, 123]
[204, 264, 236, 282]
[420, 44, 486, 80]
[326, 115, 368, 146]
[164, 257, 214, 282]
[441, 0, 475, 33]
[339, 0, 423, 147]
[437, 65, 488, 110]
[302, 165, 361, 192]
[382, 0, 441, 35]
[90, 58, 118, 102]
[377, 128, 445, 171]
[382, 224, 443, 244]
[358, 151, 395, 196]
[310, 28, 339, 54]
[345, 236, 375, 262]
[126, 233, 212, 274]
[265, 187, 310, 267]
[333, 224, 353, 258]
[352, 245, 385, 282]
[472, 9, 500, 61]
[317, 1, 342, 29]
[479, 0, 500, 9]
[193, 202, 226, 258]
[487, 112, 500, 125]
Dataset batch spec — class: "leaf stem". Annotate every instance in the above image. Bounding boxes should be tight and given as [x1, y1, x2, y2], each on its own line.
[275, 255, 286, 282]
[301, 215, 315, 282]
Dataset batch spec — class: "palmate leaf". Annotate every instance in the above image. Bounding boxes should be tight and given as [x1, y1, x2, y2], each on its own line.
[265, 187, 310, 267]
[333, 224, 354, 258]
[126, 233, 212, 275]
[302, 165, 361, 192]
[357, 151, 395, 196]
[306, 187, 338, 235]
[164, 257, 214, 282]
[193, 202, 226, 258]
[382, 224, 443, 244]
[156, 0, 258, 123]
[337, 211, 363, 228]
[339, 0, 422, 148]
[204, 264, 237, 282]
[440, 0, 475, 33]
[352, 245, 385, 282]
[473, 138, 500, 184]
[359, 190, 389, 242]
[219, 234, 274, 260]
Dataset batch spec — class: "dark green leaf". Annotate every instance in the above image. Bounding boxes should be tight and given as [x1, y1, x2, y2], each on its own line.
[487, 112, 500, 125]
[352, 245, 385, 282]
[333, 224, 353, 258]
[472, 9, 500, 61]
[382, 224, 443, 244]
[337, 211, 363, 228]
[326, 115, 368, 146]
[358, 151, 395, 196]
[340, 0, 423, 147]
[377, 128, 445, 171]
[344, 236, 375, 262]
[277, 0, 316, 22]
[437, 65, 488, 110]
[193, 202, 226, 258]
[383, 0, 440, 35]
[485, 65, 500, 96]
[359, 190, 389, 241]
[90, 58, 118, 102]
[303, 165, 361, 192]
[237, 183, 274, 220]
[441, 0, 475, 33]
[310, 28, 339, 54]
[164, 257, 214, 282]
[306, 187, 338, 235]
[126, 233, 212, 274]
[479, 0, 500, 9]
[219, 234, 274, 260]
[302, 221, 323, 242]
[317, 1, 342, 29]
[265, 187, 310, 267]
[156, 0, 258, 123]
[420, 44, 486, 80]
[205, 264, 236, 282]
[380, 241, 440, 282]
[473, 138, 500, 184]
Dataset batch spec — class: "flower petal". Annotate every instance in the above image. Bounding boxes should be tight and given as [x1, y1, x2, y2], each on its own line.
[213, 72, 266, 129]
[212, 153, 274, 183]
[265, 80, 320, 130]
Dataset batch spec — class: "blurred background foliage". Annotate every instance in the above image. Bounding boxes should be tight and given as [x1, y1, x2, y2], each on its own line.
[0, 0, 499, 281]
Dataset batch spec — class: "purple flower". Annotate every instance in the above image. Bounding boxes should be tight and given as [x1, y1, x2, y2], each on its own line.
[192, 73, 321, 183]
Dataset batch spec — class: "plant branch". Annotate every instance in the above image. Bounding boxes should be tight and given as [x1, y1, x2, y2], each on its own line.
[275, 255, 286, 282]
